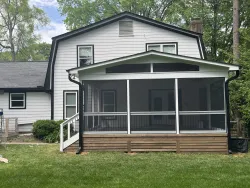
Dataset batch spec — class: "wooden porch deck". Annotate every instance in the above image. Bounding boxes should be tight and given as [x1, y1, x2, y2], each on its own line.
[64, 133, 228, 154]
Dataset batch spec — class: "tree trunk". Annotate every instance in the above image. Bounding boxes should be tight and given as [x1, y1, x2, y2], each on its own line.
[233, 0, 240, 63]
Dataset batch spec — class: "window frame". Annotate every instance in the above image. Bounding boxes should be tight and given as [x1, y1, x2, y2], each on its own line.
[9, 93, 26, 109]
[119, 20, 134, 37]
[77, 45, 94, 67]
[146, 42, 178, 54]
[101, 90, 116, 112]
[63, 90, 78, 120]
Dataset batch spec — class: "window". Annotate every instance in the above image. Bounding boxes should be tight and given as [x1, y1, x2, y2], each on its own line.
[147, 43, 177, 54]
[119, 21, 133, 36]
[78, 46, 93, 66]
[106, 64, 150, 73]
[153, 63, 199, 72]
[64, 91, 78, 119]
[102, 91, 116, 112]
[9, 93, 26, 109]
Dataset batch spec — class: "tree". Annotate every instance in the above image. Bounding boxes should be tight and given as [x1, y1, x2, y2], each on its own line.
[230, 28, 250, 135]
[0, 42, 51, 61]
[57, 0, 174, 30]
[0, 0, 49, 61]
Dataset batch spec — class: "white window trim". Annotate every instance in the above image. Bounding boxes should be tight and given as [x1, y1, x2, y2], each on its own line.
[102, 91, 116, 112]
[78, 45, 93, 67]
[64, 91, 78, 119]
[147, 43, 177, 54]
[10, 93, 26, 109]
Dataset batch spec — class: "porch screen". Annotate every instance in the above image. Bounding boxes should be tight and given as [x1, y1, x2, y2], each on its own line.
[178, 78, 226, 131]
[130, 79, 176, 132]
[83, 80, 127, 132]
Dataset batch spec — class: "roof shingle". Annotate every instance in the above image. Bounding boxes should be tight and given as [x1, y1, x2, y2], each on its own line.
[0, 61, 48, 89]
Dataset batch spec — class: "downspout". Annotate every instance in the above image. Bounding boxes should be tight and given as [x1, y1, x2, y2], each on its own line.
[225, 70, 240, 154]
[68, 74, 84, 154]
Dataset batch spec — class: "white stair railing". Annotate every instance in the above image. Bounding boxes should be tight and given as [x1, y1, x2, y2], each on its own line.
[60, 113, 79, 152]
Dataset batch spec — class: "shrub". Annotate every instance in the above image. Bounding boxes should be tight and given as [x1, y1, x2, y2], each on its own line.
[33, 120, 64, 143]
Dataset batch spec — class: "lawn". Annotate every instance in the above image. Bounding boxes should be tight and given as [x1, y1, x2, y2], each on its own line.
[0, 145, 250, 188]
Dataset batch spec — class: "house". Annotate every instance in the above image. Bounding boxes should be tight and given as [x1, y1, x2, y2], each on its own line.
[0, 61, 51, 132]
[0, 12, 240, 153]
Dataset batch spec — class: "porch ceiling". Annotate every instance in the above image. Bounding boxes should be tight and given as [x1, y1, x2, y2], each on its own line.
[67, 51, 240, 75]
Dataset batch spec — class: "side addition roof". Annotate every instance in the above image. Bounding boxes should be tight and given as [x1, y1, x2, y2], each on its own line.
[0, 61, 49, 91]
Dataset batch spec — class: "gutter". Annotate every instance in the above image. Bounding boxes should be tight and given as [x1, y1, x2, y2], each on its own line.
[225, 70, 240, 154]
[68, 74, 84, 154]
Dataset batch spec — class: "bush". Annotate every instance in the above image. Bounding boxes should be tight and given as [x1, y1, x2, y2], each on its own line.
[33, 120, 63, 143]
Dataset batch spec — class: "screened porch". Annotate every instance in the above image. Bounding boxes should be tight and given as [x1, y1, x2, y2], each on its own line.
[82, 78, 226, 134]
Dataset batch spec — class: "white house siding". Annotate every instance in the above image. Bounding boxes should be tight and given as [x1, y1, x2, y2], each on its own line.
[54, 19, 202, 120]
[0, 92, 51, 132]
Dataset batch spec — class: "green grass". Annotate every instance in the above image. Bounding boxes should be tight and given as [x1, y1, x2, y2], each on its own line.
[1, 145, 250, 188]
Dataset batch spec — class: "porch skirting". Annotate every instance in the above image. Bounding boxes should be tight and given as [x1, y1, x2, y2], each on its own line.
[64, 133, 228, 154]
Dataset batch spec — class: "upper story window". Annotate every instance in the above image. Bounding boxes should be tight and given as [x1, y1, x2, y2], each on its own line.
[147, 43, 177, 54]
[78, 45, 93, 67]
[119, 21, 133, 36]
[9, 93, 26, 109]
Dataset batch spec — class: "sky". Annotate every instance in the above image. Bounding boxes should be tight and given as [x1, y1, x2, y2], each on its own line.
[29, 0, 67, 43]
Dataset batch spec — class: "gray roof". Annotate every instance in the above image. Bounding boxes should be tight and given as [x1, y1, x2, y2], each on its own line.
[0, 61, 48, 89]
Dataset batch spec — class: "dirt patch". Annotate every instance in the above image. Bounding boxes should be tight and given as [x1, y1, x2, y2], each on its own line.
[8, 134, 43, 143]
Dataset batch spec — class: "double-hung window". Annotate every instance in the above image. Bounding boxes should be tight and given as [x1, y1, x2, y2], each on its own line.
[147, 43, 177, 54]
[102, 91, 116, 112]
[64, 91, 78, 119]
[9, 93, 26, 109]
[78, 46, 93, 66]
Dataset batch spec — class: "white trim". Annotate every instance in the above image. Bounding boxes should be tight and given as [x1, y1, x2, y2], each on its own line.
[131, 111, 175, 115]
[147, 43, 177, 54]
[10, 93, 25, 109]
[69, 51, 239, 74]
[64, 91, 78, 119]
[131, 131, 176, 134]
[175, 79, 179, 134]
[84, 112, 127, 116]
[179, 111, 226, 115]
[180, 130, 226, 134]
[80, 71, 228, 81]
[150, 63, 153, 73]
[83, 131, 127, 134]
[127, 80, 131, 134]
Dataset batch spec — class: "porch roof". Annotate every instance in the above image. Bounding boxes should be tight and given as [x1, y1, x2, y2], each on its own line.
[67, 51, 240, 75]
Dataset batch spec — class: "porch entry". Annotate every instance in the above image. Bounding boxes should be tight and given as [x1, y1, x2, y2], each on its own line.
[83, 78, 226, 134]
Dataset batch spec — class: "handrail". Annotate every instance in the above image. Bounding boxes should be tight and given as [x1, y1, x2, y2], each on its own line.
[60, 113, 79, 152]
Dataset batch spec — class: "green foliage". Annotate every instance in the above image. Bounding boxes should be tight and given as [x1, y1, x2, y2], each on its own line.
[0, 42, 51, 61]
[33, 120, 63, 143]
[0, 0, 49, 61]
[57, 0, 173, 30]
[230, 28, 250, 128]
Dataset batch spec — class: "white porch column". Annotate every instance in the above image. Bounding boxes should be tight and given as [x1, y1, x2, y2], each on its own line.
[127, 80, 131, 134]
[175, 78, 180, 134]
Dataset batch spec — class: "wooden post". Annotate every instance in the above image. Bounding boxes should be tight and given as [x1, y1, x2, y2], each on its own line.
[5, 118, 9, 137]
[15, 118, 18, 133]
